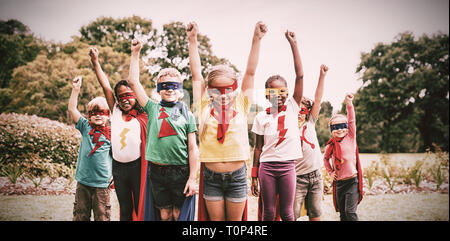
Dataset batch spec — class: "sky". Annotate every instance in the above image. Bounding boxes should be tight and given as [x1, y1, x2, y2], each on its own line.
[1, 0, 449, 111]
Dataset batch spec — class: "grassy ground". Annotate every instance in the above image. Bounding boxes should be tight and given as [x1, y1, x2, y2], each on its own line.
[1, 152, 447, 221]
[1, 192, 448, 221]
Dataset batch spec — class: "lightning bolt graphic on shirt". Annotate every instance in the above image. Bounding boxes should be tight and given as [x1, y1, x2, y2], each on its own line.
[275, 115, 287, 147]
[120, 128, 130, 150]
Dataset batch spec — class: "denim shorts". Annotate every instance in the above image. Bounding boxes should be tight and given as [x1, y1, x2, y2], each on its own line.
[203, 164, 248, 203]
[149, 162, 190, 209]
[294, 169, 323, 219]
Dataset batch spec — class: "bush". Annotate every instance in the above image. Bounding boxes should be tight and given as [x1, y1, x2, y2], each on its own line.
[0, 113, 80, 177]
[428, 144, 449, 190]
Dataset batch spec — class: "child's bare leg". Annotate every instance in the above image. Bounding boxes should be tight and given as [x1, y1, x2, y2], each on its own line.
[225, 200, 246, 221]
[205, 200, 226, 221]
[172, 207, 181, 221]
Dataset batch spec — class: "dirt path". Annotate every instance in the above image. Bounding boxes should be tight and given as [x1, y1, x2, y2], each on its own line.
[0, 192, 447, 221]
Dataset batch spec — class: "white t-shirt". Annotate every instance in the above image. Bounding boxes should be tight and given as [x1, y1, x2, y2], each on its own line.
[295, 116, 323, 175]
[252, 98, 303, 162]
[111, 104, 142, 163]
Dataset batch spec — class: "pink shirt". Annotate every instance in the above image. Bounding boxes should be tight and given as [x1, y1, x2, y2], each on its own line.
[323, 104, 357, 180]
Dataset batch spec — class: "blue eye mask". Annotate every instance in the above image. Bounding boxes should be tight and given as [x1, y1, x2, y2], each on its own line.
[157, 82, 183, 92]
[330, 123, 348, 132]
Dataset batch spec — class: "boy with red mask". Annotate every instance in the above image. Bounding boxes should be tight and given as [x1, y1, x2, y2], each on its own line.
[68, 76, 112, 221]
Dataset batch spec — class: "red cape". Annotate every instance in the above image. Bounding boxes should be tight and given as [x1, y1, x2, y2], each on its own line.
[331, 145, 364, 212]
[197, 163, 248, 221]
[128, 111, 148, 221]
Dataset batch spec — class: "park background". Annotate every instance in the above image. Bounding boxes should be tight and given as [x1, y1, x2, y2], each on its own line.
[0, 0, 448, 221]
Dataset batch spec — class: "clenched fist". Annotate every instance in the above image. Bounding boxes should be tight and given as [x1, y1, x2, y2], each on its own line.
[285, 30, 297, 44]
[131, 39, 142, 54]
[320, 64, 329, 75]
[345, 93, 354, 105]
[254, 21, 267, 40]
[89, 47, 99, 63]
[72, 76, 82, 91]
[186, 21, 198, 39]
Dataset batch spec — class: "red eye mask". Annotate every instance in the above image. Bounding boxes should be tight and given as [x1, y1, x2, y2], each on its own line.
[88, 109, 110, 118]
[299, 107, 310, 115]
[117, 92, 136, 102]
[207, 81, 238, 95]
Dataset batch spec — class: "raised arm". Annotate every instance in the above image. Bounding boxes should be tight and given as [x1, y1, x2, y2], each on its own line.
[345, 93, 356, 139]
[127, 39, 149, 107]
[89, 47, 115, 111]
[310, 64, 328, 120]
[68, 76, 82, 124]
[186, 22, 205, 104]
[241, 21, 267, 98]
[285, 30, 304, 105]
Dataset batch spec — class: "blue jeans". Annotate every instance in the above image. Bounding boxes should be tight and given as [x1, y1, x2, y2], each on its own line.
[294, 169, 323, 219]
[203, 164, 248, 203]
[335, 176, 359, 221]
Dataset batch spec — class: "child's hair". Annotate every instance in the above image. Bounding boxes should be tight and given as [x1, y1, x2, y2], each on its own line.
[156, 67, 183, 83]
[206, 65, 237, 86]
[301, 96, 314, 121]
[87, 97, 109, 112]
[265, 75, 287, 88]
[114, 80, 130, 98]
[328, 114, 348, 129]
[199, 65, 238, 140]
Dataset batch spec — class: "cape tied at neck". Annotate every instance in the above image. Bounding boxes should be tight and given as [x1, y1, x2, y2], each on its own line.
[266, 105, 287, 115]
[325, 137, 344, 170]
[210, 102, 237, 144]
[122, 109, 139, 121]
[87, 122, 111, 156]
[157, 100, 190, 138]
[207, 81, 238, 144]
[160, 100, 190, 121]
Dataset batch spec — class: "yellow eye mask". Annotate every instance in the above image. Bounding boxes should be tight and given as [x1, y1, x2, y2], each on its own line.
[265, 87, 288, 96]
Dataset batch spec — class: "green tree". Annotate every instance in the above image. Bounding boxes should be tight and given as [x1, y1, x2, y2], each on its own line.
[1, 16, 238, 123]
[316, 101, 333, 149]
[79, 15, 156, 54]
[153, 21, 236, 103]
[80, 18, 236, 106]
[1, 39, 153, 123]
[0, 19, 44, 88]
[355, 32, 449, 152]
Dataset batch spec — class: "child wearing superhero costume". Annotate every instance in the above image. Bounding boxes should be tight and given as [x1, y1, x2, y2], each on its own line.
[68, 76, 112, 221]
[89, 47, 148, 221]
[187, 21, 266, 221]
[323, 93, 364, 221]
[293, 64, 329, 221]
[127, 39, 199, 221]
[251, 30, 304, 221]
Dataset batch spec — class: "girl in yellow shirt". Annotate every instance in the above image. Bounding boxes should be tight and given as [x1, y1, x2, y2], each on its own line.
[187, 21, 266, 221]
